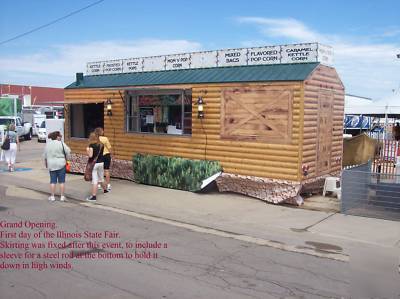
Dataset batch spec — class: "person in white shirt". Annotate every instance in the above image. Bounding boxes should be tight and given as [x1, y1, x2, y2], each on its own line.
[3, 124, 20, 172]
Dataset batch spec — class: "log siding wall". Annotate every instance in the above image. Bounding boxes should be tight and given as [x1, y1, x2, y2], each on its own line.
[302, 65, 345, 180]
[65, 81, 303, 181]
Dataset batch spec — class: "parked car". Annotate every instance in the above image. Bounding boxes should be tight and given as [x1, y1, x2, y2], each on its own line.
[22, 108, 46, 136]
[0, 116, 33, 140]
[37, 121, 47, 142]
[33, 114, 46, 136]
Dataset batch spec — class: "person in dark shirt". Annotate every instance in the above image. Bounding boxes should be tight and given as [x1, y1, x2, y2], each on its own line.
[86, 132, 108, 201]
[394, 122, 400, 141]
[95, 127, 112, 191]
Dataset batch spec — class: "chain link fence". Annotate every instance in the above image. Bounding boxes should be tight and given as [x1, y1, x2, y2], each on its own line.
[341, 162, 400, 221]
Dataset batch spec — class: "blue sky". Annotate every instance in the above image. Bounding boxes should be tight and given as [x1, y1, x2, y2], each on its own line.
[1, 0, 399, 100]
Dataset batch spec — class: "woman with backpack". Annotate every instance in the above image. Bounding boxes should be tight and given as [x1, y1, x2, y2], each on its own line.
[2, 123, 20, 172]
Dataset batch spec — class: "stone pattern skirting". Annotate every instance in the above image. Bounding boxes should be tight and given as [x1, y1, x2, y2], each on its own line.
[216, 173, 303, 205]
[69, 153, 134, 181]
[216, 172, 342, 205]
[69, 154, 340, 205]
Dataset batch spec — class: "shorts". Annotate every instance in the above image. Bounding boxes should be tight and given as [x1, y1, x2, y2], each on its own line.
[92, 162, 104, 184]
[103, 154, 111, 170]
[50, 167, 66, 184]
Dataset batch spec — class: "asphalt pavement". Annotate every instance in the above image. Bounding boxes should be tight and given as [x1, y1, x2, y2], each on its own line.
[0, 189, 349, 299]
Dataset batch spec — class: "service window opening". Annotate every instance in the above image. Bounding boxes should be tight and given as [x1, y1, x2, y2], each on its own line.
[126, 89, 192, 135]
[70, 103, 104, 138]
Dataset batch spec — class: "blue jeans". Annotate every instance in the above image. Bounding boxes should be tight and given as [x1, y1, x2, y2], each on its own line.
[49, 167, 66, 184]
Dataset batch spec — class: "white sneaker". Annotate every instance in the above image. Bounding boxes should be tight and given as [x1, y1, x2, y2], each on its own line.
[97, 184, 102, 190]
[48, 195, 55, 201]
[107, 184, 111, 191]
[60, 195, 66, 202]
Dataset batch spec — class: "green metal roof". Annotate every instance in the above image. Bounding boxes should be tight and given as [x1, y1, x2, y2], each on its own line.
[65, 62, 319, 89]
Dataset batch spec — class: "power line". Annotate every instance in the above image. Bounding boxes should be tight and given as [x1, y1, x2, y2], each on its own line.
[0, 0, 105, 46]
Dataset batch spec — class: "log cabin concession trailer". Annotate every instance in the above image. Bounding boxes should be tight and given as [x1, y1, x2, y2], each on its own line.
[65, 43, 344, 204]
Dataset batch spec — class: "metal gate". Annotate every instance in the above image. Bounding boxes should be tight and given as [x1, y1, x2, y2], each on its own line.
[341, 162, 400, 221]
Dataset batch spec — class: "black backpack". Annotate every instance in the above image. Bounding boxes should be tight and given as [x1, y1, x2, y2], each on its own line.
[1, 131, 10, 150]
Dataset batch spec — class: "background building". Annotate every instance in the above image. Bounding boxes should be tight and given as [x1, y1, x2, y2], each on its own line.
[0, 84, 64, 106]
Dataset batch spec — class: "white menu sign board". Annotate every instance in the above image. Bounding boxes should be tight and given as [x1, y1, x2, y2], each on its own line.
[281, 43, 318, 64]
[191, 51, 217, 69]
[165, 54, 191, 70]
[87, 62, 103, 75]
[123, 58, 142, 73]
[218, 48, 248, 67]
[143, 56, 166, 72]
[86, 43, 335, 75]
[248, 46, 281, 65]
[317, 44, 334, 67]
[103, 60, 123, 74]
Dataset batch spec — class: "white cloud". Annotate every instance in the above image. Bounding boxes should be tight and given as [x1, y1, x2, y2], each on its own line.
[0, 39, 202, 87]
[237, 17, 400, 100]
[237, 17, 322, 42]
[381, 28, 400, 37]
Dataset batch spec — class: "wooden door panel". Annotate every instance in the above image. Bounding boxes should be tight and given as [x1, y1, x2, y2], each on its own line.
[221, 87, 293, 143]
[316, 90, 334, 175]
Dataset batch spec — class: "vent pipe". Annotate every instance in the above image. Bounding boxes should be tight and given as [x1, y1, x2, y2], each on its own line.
[76, 73, 84, 86]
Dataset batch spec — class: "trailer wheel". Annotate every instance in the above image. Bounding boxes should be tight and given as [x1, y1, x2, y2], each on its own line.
[25, 129, 32, 140]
